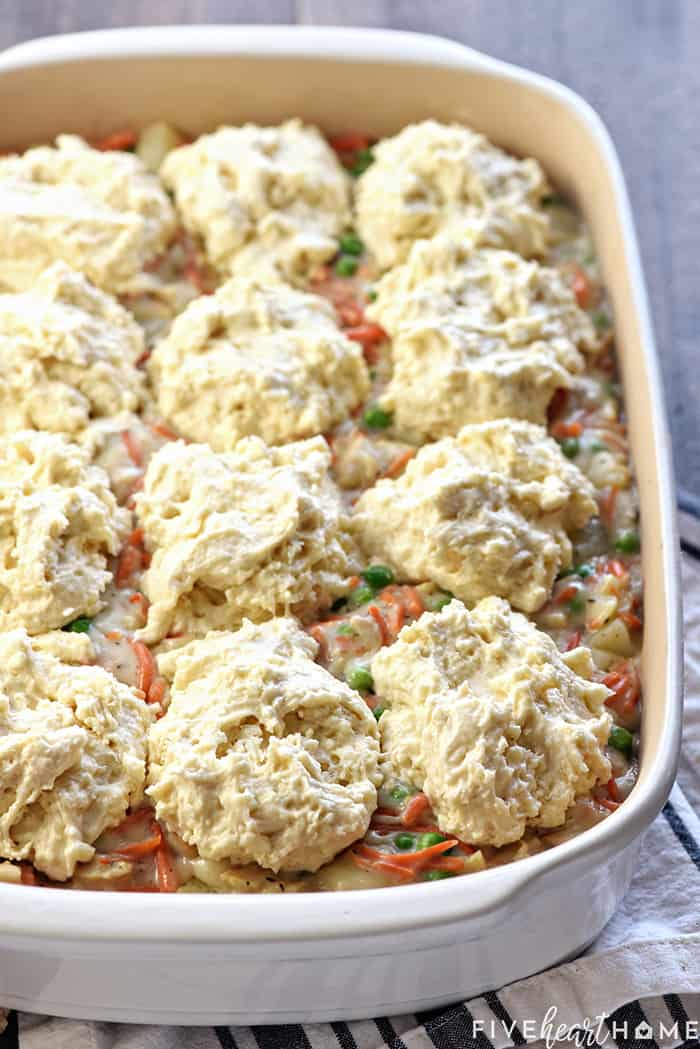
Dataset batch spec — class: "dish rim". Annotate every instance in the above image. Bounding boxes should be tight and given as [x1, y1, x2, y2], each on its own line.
[0, 23, 682, 947]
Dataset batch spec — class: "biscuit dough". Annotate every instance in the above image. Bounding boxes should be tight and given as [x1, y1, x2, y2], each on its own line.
[0, 135, 176, 293]
[0, 430, 129, 634]
[356, 120, 550, 269]
[148, 619, 380, 872]
[0, 629, 152, 880]
[0, 263, 145, 438]
[372, 597, 612, 846]
[353, 420, 597, 613]
[148, 276, 369, 451]
[136, 436, 359, 642]
[160, 120, 350, 281]
[368, 237, 596, 441]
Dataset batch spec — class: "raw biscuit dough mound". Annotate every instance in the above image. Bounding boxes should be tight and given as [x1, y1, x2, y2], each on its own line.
[372, 597, 612, 846]
[0, 629, 153, 880]
[160, 119, 350, 282]
[148, 619, 380, 872]
[0, 430, 129, 635]
[0, 135, 176, 293]
[368, 236, 597, 442]
[353, 420, 597, 614]
[148, 276, 369, 451]
[355, 120, 550, 269]
[136, 435, 359, 643]
[0, 262, 145, 438]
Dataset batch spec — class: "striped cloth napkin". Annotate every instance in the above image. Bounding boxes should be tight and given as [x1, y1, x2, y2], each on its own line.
[2, 501, 699, 1049]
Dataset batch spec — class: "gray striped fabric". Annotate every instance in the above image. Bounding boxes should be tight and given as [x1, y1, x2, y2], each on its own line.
[2, 508, 699, 1049]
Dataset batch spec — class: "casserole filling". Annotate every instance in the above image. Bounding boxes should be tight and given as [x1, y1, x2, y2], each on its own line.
[0, 121, 641, 893]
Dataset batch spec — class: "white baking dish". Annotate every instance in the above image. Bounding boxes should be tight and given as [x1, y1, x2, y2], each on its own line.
[0, 25, 682, 1025]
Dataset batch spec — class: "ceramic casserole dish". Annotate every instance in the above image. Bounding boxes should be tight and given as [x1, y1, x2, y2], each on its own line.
[0, 24, 682, 1025]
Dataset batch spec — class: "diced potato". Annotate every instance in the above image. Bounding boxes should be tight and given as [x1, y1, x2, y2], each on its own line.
[586, 592, 618, 630]
[592, 617, 633, 657]
[591, 646, 618, 671]
[137, 121, 185, 173]
[0, 861, 21, 884]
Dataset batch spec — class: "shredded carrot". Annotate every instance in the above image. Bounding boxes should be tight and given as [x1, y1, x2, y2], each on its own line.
[607, 777, 620, 802]
[147, 677, 167, 707]
[425, 855, 468, 873]
[400, 586, 424, 620]
[151, 421, 179, 441]
[551, 419, 583, 439]
[602, 664, 640, 711]
[328, 132, 371, 153]
[401, 792, 432, 827]
[101, 831, 162, 862]
[572, 265, 593, 309]
[128, 592, 149, 618]
[112, 808, 155, 831]
[105, 630, 123, 642]
[601, 557, 626, 579]
[115, 544, 142, 587]
[554, 583, 580, 606]
[599, 798, 620, 812]
[350, 850, 415, 882]
[96, 128, 138, 151]
[129, 639, 156, 694]
[308, 624, 329, 662]
[368, 603, 391, 645]
[337, 302, 365, 327]
[599, 486, 618, 527]
[121, 429, 143, 468]
[20, 864, 38, 886]
[354, 838, 458, 871]
[566, 630, 583, 651]
[153, 824, 179, 892]
[184, 256, 210, 294]
[382, 448, 416, 479]
[128, 526, 144, 547]
[345, 324, 387, 363]
[380, 591, 405, 637]
[619, 610, 642, 631]
[348, 575, 361, 589]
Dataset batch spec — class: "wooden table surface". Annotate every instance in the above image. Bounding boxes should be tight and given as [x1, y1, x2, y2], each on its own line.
[1, 0, 697, 495]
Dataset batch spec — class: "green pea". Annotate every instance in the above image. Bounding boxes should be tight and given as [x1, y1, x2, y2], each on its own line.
[348, 584, 375, 608]
[366, 288, 378, 302]
[346, 665, 374, 692]
[593, 310, 611, 331]
[362, 564, 394, 589]
[336, 623, 356, 637]
[339, 232, 364, 256]
[609, 725, 634, 757]
[424, 870, 456, 881]
[394, 833, 415, 851]
[363, 405, 392, 430]
[417, 832, 447, 850]
[390, 784, 411, 802]
[557, 566, 577, 580]
[614, 530, 640, 554]
[576, 564, 593, 578]
[560, 436, 580, 459]
[589, 440, 607, 454]
[373, 705, 385, 722]
[568, 594, 586, 615]
[335, 255, 359, 277]
[350, 147, 375, 176]
[62, 616, 91, 634]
